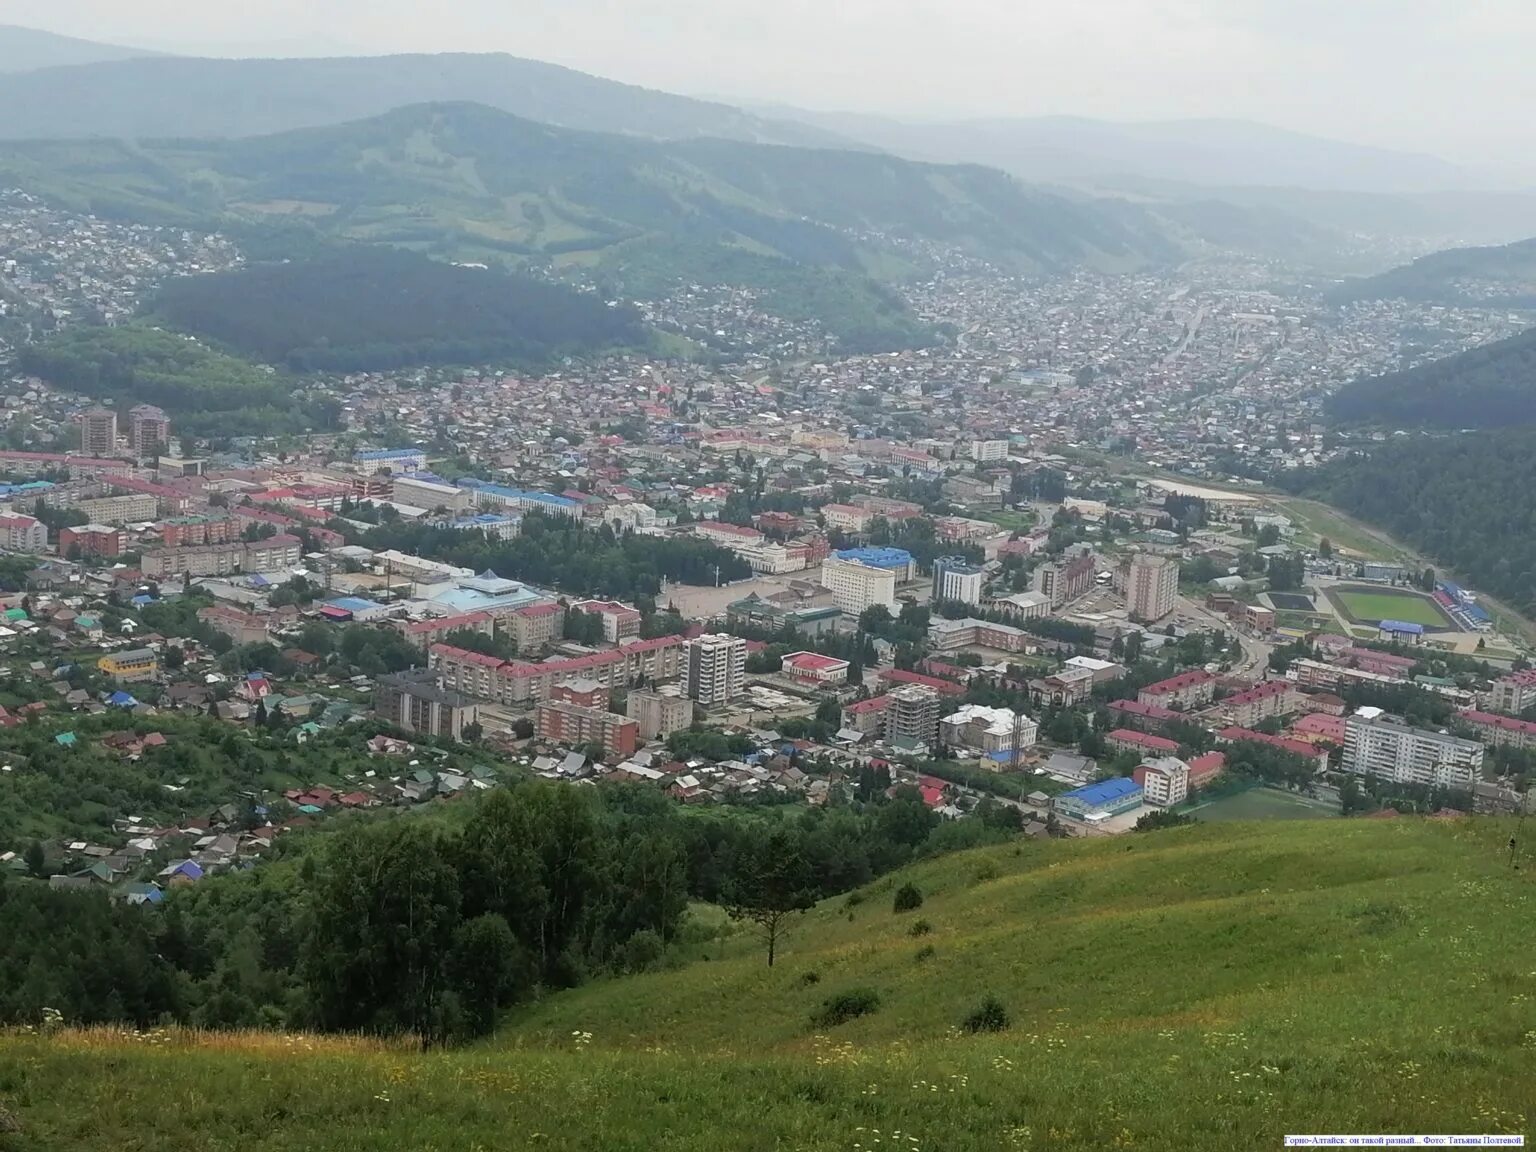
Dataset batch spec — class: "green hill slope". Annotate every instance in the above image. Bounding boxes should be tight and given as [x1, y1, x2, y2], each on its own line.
[0, 102, 1189, 351]
[1331, 236, 1536, 308]
[3, 818, 1532, 1150]
[0, 102, 1181, 276]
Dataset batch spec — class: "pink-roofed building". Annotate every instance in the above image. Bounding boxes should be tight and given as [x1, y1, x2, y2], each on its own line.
[1459, 709, 1536, 750]
[1107, 728, 1180, 755]
[781, 650, 851, 686]
[1288, 712, 1347, 747]
[1137, 670, 1217, 711]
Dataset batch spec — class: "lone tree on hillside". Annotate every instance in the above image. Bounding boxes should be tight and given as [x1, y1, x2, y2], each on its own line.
[723, 827, 817, 968]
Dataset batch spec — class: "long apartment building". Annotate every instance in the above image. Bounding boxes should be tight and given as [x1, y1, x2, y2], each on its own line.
[429, 635, 685, 706]
[1138, 670, 1217, 711]
[927, 616, 1032, 654]
[141, 535, 303, 578]
[1490, 669, 1536, 715]
[1342, 711, 1484, 790]
[1034, 552, 1096, 608]
[1219, 680, 1305, 729]
[1458, 709, 1536, 751]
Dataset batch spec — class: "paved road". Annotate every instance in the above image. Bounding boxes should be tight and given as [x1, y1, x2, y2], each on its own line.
[1174, 594, 1273, 679]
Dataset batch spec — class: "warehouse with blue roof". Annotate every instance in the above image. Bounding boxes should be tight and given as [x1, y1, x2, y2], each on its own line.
[1053, 777, 1144, 821]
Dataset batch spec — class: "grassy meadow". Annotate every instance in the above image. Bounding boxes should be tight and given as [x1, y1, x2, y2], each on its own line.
[2, 818, 1533, 1150]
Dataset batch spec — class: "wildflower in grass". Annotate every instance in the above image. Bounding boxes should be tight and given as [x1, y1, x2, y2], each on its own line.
[1005, 1126, 1032, 1148]
[571, 1030, 593, 1048]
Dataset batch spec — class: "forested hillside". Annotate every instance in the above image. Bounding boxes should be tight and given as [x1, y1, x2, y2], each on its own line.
[1327, 325, 1536, 428]
[0, 777, 980, 1041]
[1330, 236, 1536, 307]
[0, 101, 1185, 357]
[1291, 429, 1536, 611]
[151, 249, 649, 371]
[15, 325, 339, 437]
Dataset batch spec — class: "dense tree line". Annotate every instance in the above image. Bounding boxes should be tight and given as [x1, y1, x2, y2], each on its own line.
[1289, 431, 1536, 612]
[0, 778, 978, 1042]
[150, 248, 649, 372]
[16, 324, 341, 437]
[357, 512, 752, 600]
[1327, 328, 1536, 429]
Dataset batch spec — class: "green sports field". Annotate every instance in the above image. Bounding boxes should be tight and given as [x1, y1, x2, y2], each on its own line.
[1192, 786, 1339, 822]
[1326, 585, 1454, 629]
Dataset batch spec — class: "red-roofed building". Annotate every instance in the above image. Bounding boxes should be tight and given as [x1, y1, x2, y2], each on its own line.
[1107, 697, 1180, 732]
[1219, 680, 1304, 728]
[506, 600, 565, 653]
[430, 635, 684, 704]
[1186, 751, 1227, 786]
[841, 694, 890, 735]
[781, 650, 851, 686]
[1108, 728, 1180, 755]
[1288, 712, 1347, 747]
[401, 611, 496, 650]
[1137, 670, 1217, 710]
[572, 599, 642, 643]
[1459, 709, 1536, 750]
[1217, 726, 1329, 772]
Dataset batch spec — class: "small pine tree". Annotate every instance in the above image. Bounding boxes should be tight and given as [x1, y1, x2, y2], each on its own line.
[892, 882, 923, 913]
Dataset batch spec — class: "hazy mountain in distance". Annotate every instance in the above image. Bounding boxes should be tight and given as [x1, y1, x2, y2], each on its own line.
[754, 107, 1496, 195]
[0, 52, 856, 148]
[0, 24, 166, 73]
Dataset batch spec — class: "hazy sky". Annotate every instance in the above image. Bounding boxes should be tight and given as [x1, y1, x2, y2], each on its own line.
[7, 0, 1532, 161]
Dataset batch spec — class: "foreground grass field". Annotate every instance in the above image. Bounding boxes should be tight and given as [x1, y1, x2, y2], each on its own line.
[2, 819, 1533, 1150]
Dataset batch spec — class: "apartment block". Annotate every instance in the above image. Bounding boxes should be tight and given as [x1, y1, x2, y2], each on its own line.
[1134, 757, 1190, 807]
[1034, 553, 1096, 608]
[373, 670, 479, 741]
[626, 687, 694, 741]
[685, 633, 747, 707]
[1342, 711, 1484, 790]
[535, 700, 639, 758]
[1126, 552, 1178, 622]
[884, 683, 941, 749]
[1138, 670, 1217, 711]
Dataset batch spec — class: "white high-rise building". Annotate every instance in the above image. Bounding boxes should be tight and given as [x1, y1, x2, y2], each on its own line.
[684, 633, 747, 707]
[1126, 553, 1179, 622]
[1342, 711, 1484, 790]
[820, 554, 898, 615]
[932, 556, 984, 606]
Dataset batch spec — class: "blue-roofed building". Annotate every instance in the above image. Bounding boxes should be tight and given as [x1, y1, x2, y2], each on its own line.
[1053, 776, 1144, 821]
[833, 547, 916, 580]
[355, 447, 426, 473]
[1379, 620, 1426, 642]
[424, 570, 549, 616]
[457, 481, 583, 521]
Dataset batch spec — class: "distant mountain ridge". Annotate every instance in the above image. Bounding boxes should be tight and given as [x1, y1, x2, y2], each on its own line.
[749, 108, 1487, 195]
[0, 51, 856, 148]
[0, 24, 164, 73]
[1329, 326, 1536, 430]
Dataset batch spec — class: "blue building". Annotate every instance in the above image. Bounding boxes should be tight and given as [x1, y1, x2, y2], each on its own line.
[1378, 619, 1426, 643]
[355, 448, 427, 473]
[833, 546, 915, 581]
[1053, 777, 1144, 821]
[456, 480, 583, 521]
